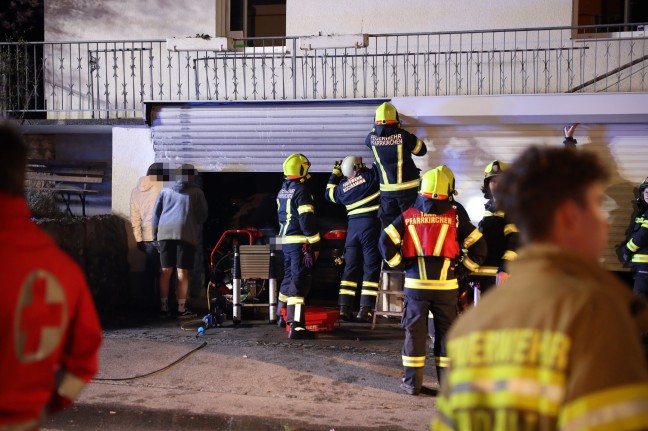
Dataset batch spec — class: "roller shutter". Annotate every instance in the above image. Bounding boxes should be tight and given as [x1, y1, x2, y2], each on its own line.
[149, 100, 385, 172]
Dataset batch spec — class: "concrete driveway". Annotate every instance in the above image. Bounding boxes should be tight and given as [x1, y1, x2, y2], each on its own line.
[43, 315, 439, 431]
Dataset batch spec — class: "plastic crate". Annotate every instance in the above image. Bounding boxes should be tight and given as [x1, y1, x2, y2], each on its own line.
[280, 307, 340, 332]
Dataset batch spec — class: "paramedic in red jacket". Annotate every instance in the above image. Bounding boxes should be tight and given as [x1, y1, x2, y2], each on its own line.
[0, 122, 102, 430]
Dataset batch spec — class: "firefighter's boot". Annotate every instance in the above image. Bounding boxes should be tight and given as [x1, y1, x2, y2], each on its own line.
[400, 368, 424, 396]
[436, 366, 447, 386]
[356, 306, 373, 323]
[339, 305, 353, 321]
[288, 322, 316, 340]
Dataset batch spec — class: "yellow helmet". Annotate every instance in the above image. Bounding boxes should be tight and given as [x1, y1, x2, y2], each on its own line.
[419, 168, 450, 199]
[374, 102, 399, 125]
[484, 160, 508, 180]
[437, 165, 457, 196]
[283, 153, 311, 178]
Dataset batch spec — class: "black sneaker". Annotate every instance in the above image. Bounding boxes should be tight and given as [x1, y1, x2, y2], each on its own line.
[159, 309, 171, 319]
[177, 308, 196, 319]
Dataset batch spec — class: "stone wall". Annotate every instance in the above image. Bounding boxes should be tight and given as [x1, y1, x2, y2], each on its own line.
[37, 215, 130, 321]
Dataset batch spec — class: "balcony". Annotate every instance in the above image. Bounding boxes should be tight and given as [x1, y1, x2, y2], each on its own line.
[1, 24, 647, 120]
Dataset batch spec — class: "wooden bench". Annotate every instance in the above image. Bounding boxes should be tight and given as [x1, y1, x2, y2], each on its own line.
[25, 159, 107, 217]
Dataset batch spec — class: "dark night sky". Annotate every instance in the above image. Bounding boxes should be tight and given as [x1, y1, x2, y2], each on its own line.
[0, 0, 44, 41]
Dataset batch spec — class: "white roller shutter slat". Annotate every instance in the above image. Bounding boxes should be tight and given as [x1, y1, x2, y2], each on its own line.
[151, 102, 381, 173]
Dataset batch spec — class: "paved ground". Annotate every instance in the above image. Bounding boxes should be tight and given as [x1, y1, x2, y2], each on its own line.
[43, 311, 440, 431]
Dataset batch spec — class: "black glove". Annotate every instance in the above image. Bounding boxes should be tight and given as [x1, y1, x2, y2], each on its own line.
[136, 241, 146, 252]
[623, 251, 633, 264]
[332, 160, 342, 176]
[302, 243, 315, 268]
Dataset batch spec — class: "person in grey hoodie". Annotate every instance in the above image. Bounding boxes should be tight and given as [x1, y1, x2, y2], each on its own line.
[152, 164, 208, 318]
[130, 163, 166, 315]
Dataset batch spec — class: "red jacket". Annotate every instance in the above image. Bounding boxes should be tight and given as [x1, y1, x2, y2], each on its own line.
[0, 193, 102, 429]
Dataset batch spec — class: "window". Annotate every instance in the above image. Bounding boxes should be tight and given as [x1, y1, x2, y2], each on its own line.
[576, 0, 648, 33]
[219, 0, 286, 47]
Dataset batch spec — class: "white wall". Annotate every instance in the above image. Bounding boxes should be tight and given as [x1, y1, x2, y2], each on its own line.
[45, 0, 216, 40]
[112, 126, 154, 271]
[286, 0, 572, 36]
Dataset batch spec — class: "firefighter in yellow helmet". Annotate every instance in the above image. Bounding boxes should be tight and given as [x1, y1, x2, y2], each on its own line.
[379, 168, 486, 394]
[366, 102, 427, 231]
[469, 160, 520, 293]
[276, 154, 320, 339]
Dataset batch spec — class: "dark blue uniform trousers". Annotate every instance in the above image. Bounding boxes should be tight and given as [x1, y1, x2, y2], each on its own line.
[378, 189, 418, 231]
[339, 217, 382, 308]
[279, 245, 311, 327]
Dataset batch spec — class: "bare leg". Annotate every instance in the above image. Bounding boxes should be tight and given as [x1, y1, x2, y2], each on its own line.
[159, 267, 174, 304]
[176, 268, 190, 310]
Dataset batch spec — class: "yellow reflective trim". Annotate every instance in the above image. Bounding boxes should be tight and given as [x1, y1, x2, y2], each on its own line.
[282, 235, 307, 244]
[326, 183, 336, 189]
[439, 258, 451, 281]
[408, 225, 424, 256]
[327, 186, 336, 203]
[306, 233, 321, 244]
[348, 205, 379, 216]
[404, 278, 458, 290]
[435, 356, 451, 367]
[287, 296, 305, 305]
[371, 146, 390, 185]
[286, 198, 292, 227]
[340, 280, 358, 287]
[339, 289, 356, 296]
[450, 364, 566, 387]
[362, 281, 379, 288]
[628, 239, 640, 252]
[642, 222, 648, 229]
[297, 204, 314, 214]
[385, 224, 401, 245]
[278, 292, 289, 302]
[463, 228, 483, 249]
[361, 290, 378, 296]
[484, 210, 505, 218]
[433, 224, 449, 256]
[386, 253, 402, 268]
[402, 355, 426, 367]
[504, 223, 519, 235]
[379, 178, 420, 192]
[632, 254, 648, 263]
[397, 144, 403, 184]
[345, 191, 380, 210]
[430, 417, 453, 431]
[559, 383, 648, 431]
[502, 250, 518, 261]
[412, 139, 424, 155]
[463, 256, 479, 272]
[472, 266, 498, 276]
[418, 256, 427, 280]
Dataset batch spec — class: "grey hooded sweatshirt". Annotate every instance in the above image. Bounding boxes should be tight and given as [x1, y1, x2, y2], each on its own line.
[152, 180, 208, 246]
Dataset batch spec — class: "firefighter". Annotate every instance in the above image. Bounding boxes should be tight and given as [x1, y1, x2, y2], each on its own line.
[276, 154, 320, 339]
[470, 160, 520, 293]
[379, 168, 487, 395]
[433, 146, 648, 431]
[325, 155, 381, 322]
[366, 102, 427, 231]
[623, 176, 648, 300]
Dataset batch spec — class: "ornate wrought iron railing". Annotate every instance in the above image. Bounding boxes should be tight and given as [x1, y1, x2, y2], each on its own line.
[1, 24, 647, 119]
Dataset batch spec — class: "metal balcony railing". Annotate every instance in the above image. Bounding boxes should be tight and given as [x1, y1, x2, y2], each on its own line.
[1, 24, 647, 120]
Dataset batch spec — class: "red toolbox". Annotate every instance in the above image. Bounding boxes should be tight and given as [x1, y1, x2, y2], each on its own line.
[280, 307, 340, 332]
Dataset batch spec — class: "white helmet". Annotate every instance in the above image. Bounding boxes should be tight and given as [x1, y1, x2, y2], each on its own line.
[341, 155, 363, 178]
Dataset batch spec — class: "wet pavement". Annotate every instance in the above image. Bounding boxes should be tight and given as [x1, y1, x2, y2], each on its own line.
[43, 311, 439, 431]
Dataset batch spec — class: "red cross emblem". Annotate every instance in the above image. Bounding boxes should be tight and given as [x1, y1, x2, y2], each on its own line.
[15, 270, 68, 363]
